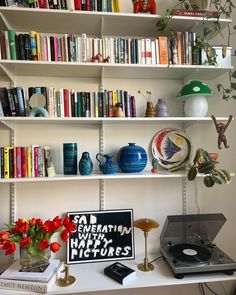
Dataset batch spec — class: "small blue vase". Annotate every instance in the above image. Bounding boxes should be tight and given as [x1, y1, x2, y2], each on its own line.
[79, 152, 93, 175]
[118, 143, 147, 173]
[96, 153, 118, 174]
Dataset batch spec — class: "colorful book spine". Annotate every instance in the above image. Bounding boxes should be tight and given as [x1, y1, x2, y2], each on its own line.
[8, 29, 16, 60]
[3, 147, 9, 179]
[158, 36, 169, 64]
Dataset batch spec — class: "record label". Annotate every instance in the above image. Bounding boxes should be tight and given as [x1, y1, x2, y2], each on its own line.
[183, 249, 197, 256]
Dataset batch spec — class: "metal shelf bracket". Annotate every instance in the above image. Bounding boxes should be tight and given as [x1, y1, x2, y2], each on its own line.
[0, 64, 14, 84]
[99, 121, 105, 210]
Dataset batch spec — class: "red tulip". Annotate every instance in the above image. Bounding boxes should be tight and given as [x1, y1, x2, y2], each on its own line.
[52, 216, 62, 231]
[14, 220, 29, 233]
[50, 242, 61, 253]
[42, 220, 54, 233]
[20, 237, 32, 248]
[0, 232, 10, 240]
[60, 229, 69, 242]
[2, 241, 16, 255]
[38, 239, 50, 250]
[63, 216, 76, 233]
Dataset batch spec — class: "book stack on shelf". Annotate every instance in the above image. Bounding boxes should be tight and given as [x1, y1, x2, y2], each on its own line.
[0, 145, 54, 179]
[0, 87, 136, 118]
[0, 259, 64, 294]
[0, 0, 121, 12]
[0, 30, 230, 67]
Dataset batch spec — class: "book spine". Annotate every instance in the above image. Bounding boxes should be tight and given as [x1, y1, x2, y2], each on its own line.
[3, 147, 9, 179]
[21, 147, 27, 178]
[29, 31, 38, 60]
[8, 147, 14, 178]
[4, 31, 10, 60]
[158, 36, 169, 64]
[66, 0, 75, 9]
[16, 146, 22, 178]
[0, 147, 4, 178]
[7, 89, 16, 116]
[16, 87, 26, 116]
[8, 29, 16, 60]
[36, 32, 41, 61]
[27, 146, 32, 178]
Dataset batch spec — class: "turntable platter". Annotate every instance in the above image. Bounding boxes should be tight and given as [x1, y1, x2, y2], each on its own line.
[169, 243, 212, 264]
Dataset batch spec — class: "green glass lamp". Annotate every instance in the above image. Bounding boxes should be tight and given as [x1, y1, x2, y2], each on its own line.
[176, 80, 214, 117]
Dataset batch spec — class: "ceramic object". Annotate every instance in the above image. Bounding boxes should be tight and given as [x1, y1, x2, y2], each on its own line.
[155, 98, 169, 117]
[79, 152, 93, 175]
[63, 143, 78, 175]
[118, 143, 147, 173]
[113, 103, 125, 117]
[96, 153, 118, 174]
[152, 129, 191, 171]
[145, 101, 156, 117]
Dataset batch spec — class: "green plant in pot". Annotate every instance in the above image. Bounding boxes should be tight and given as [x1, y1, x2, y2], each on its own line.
[187, 148, 231, 187]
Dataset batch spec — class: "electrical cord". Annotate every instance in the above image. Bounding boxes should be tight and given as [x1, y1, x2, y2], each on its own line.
[199, 283, 206, 295]
[149, 255, 163, 264]
[204, 283, 221, 295]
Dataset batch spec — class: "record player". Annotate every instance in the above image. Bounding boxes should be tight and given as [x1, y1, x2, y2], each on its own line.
[160, 213, 236, 279]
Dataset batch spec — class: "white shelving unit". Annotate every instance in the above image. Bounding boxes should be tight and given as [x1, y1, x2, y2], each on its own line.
[0, 7, 234, 295]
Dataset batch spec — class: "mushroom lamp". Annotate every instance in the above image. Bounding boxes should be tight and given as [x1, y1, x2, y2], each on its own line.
[176, 80, 214, 117]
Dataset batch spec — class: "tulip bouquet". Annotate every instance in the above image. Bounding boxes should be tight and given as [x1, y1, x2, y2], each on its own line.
[0, 216, 76, 257]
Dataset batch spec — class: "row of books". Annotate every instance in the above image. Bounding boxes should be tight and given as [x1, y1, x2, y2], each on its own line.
[0, 145, 54, 178]
[0, 30, 207, 65]
[0, 87, 136, 118]
[0, 0, 121, 12]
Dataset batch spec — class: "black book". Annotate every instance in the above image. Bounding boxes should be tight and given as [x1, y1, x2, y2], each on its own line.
[60, 0, 67, 9]
[24, 34, 31, 60]
[7, 89, 16, 116]
[0, 0, 6, 6]
[81, 92, 86, 117]
[48, 0, 54, 9]
[50, 36, 55, 61]
[53, 0, 59, 9]
[18, 34, 26, 60]
[12, 87, 26, 116]
[104, 262, 135, 285]
[81, 0, 86, 10]
[70, 91, 75, 117]
[67, 35, 71, 62]
[0, 88, 12, 117]
[8, 147, 14, 178]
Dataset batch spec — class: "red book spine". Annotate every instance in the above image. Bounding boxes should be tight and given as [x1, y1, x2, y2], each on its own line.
[38, 0, 48, 8]
[130, 96, 136, 117]
[54, 36, 58, 62]
[13, 147, 17, 178]
[16, 147, 22, 178]
[21, 147, 27, 178]
[63, 89, 70, 117]
[74, 0, 82, 10]
[34, 146, 39, 177]
[86, 0, 92, 11]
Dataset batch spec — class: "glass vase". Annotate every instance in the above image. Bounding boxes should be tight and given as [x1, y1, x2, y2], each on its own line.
[20, 246, 51, 272]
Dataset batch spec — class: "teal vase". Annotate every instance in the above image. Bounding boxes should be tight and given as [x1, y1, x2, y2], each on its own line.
[79, 152, 93, 175]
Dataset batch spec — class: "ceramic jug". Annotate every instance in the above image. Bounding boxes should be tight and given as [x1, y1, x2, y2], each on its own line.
[96, 153, 118, 174]
[79, 152, 93, 175]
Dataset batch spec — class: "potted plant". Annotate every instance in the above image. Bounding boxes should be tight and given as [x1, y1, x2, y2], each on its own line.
[187, 148, 231, 187]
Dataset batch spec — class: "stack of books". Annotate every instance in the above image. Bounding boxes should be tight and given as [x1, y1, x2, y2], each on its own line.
[0, 259, 64, 293]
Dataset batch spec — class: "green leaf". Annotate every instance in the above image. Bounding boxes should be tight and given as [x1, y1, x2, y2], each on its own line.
[231, 82, 236, 90]
[211, 176, 222, 184]
[232, 95, 236, 99]
[184, 2, 190, 10]
[231, 71, 236, 79]
[225, 89, 231, 93]
[204, 176, 215, 187]
[233, 25, 236, 30]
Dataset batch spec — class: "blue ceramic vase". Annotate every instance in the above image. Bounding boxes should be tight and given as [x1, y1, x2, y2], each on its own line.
[79, 152, 93, 175]
[96, 153, 118, 174]
[118, 143, 147, 173]
[63, 143, 78, 175]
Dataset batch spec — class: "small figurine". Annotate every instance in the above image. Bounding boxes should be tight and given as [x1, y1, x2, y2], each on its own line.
[151, 158, 158, 173]
[211, 115, 233, 149]
[132, 0, 156, 14]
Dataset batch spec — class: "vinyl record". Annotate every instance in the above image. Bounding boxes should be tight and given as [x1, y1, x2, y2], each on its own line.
[169, 243, 211, 264]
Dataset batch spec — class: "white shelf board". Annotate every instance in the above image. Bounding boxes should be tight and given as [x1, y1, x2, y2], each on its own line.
[0, 7, 231, 37]
[0, 171, 234, 183]
[0, 116, 232, 127]
[0, 258, 235, 294]
[0, 60, 232, 80]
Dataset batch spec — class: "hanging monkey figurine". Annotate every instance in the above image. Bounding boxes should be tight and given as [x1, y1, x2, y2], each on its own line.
[132, 0, 157, 14]
[211, 115, 233, 149]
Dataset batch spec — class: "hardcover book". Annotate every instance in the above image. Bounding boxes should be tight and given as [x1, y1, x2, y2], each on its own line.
[104, 262, 136, 285]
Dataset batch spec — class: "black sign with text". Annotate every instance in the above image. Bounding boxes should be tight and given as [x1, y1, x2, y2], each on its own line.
[67, 209, 134, 264]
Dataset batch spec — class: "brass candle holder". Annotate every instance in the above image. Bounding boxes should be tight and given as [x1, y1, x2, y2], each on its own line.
[57, 265, 76, 287]
[134, 218, 159, 272]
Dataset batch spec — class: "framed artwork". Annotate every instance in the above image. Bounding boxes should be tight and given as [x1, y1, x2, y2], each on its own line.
[67, 209, 134, 264]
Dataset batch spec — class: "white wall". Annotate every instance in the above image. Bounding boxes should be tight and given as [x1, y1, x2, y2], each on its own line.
[0, 1, 236, 294]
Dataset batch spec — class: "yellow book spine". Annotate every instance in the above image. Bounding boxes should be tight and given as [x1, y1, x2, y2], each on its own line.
[4, 147, 9, 179]
[27, 146, 32, 178]
[113, 91, 118, 106]
[36, 32, 41, 61]
[115, 0, 120, 12]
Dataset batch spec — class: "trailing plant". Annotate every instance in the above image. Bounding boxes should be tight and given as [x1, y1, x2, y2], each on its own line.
[187, 148, 231, 187]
